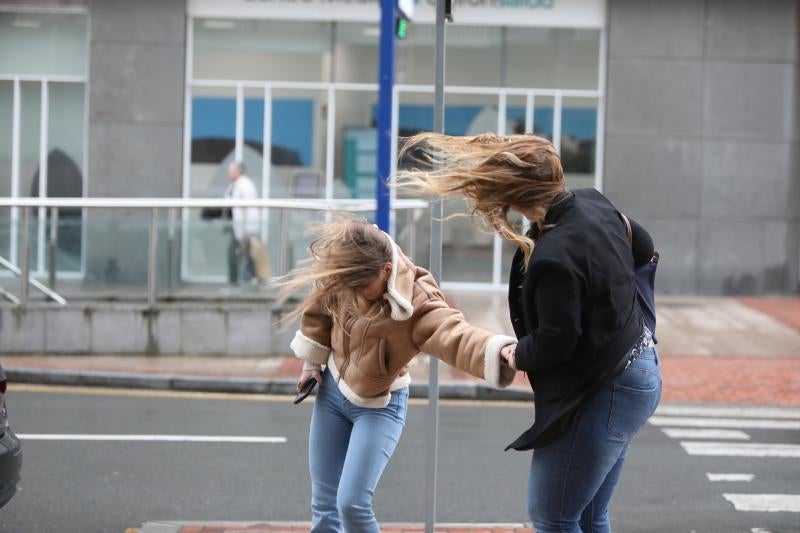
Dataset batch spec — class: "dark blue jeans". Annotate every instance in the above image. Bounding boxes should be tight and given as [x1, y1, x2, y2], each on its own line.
[528, 347, 662, 533]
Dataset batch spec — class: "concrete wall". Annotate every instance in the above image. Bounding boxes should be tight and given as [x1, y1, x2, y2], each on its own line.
[0, 303, 296, 356]
[86, 0, 186, 284]
[605, 0, 800, 295]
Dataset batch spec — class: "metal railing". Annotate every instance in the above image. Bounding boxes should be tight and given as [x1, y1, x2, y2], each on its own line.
[0, 197, 428, 307]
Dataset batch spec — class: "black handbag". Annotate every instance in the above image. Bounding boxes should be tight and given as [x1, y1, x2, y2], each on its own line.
[620, 213, 659, 339]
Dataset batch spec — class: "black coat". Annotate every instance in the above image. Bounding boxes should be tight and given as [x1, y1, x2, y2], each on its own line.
[506, 188, 650, 451]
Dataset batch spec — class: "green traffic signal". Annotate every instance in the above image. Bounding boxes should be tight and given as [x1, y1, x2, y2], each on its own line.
[396, 17, 408, 39]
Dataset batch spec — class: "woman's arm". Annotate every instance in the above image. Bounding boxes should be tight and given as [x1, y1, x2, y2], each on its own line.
[410, 284, 517, 388]
[513, 259, 583, 373]
[290, 298, 333, 366]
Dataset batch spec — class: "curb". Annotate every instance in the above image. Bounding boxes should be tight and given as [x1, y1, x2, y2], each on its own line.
[5, 367, 534, 402]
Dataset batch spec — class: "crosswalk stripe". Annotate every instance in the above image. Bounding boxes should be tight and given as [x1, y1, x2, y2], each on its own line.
[723, 494, 800, 513]
[662, 428, 750, 440]
[681, 442, 800, 458]
[650, 416, 800, 430]
[656, 406, 800, 419]
[18, 434, 288, 443]
[706, 473, 754, 482]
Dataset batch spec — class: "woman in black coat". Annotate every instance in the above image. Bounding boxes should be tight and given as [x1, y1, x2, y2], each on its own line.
[400, 132, 661, 533]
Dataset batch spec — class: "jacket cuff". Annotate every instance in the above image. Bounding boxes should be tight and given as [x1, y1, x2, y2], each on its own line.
[290, 330, 331, 365]
[303, 360, 323, 372]
[484, 335, 518, 388]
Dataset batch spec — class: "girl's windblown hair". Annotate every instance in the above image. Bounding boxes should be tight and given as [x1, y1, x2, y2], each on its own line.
[277, 215, 392, 322]
[397, 132, 565, 266]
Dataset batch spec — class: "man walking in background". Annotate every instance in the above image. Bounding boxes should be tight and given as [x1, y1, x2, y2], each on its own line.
[225, 161, 271, 287]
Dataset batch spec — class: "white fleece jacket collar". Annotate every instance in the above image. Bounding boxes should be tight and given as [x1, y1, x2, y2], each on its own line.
[381, 232, 414, 322]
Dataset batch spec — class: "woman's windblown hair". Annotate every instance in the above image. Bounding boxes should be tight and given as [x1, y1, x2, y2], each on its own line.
[397, 132, 565, 266]
[276, 215, 393, 323]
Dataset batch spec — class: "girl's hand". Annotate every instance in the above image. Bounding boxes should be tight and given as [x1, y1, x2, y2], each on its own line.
[500, 343, 517, 371]
[298, 368, 322, 391]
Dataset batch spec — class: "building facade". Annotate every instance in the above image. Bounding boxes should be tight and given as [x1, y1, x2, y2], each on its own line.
[0, 0, 798, 295]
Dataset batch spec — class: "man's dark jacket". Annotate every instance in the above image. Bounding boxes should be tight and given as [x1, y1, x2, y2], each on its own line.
[506, 188, 648, 450]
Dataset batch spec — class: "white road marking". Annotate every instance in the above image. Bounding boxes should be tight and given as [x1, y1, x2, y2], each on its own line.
[662, 428, 750, 440]
[751, 528, 773, 533]
[681, 442, 800, 458]
[656, 405, 800, 419]
[706, 473, 754, 482]
[18, 434, 287, 443]
[650, 416, 800, 430]
[723, 494, 800, 513]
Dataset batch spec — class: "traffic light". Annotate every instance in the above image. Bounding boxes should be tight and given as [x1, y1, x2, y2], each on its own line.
[396, 15, 408, 39]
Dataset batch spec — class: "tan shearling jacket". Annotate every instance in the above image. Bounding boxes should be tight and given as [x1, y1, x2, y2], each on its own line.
[290, 234, 517, 408]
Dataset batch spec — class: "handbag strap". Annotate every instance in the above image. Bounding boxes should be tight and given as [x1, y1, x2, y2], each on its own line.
[619, 212, 633, 246]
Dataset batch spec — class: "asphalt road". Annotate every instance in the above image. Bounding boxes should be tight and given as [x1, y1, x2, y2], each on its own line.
[1, 386, 798, 533]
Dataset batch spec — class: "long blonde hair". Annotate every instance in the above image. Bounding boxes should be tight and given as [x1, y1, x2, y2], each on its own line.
[397, 132, 565, 266]
[277, 216, 392, 323]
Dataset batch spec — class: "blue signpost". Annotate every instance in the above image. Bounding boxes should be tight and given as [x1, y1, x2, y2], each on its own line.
[375, 0, 396, 232]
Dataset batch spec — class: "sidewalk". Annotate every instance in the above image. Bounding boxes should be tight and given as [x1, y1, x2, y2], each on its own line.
[4, 295, 800, 406]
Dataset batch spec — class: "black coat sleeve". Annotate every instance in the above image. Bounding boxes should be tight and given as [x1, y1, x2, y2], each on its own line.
[629, 217, 654, 268]
[514, 259, 583, 373]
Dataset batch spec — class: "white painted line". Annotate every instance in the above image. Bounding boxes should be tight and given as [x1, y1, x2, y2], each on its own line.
[706, 473, 754, 482]
[681, 442, 800, 458]
[751, 528, 773, 533]
[657, 405, 800, 419]
[662, 428, 750, 440]
[18, 434, 287, 443]
[650, 416, 800, 430]
[723, 494, 800, 513]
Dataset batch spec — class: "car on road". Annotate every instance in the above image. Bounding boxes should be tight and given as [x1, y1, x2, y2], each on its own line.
[0, 365, 21, 508]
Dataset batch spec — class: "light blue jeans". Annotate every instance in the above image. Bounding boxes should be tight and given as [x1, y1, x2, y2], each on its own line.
[309, 368, 409, 533]
[528, 346, 662, 533]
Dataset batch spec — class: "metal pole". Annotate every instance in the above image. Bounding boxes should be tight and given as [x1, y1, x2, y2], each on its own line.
[147, 207, 158, 308]
[278, 209, 288, 276]
[49, 207, 58, 290]
[167, 207, 176, 291]
[425, 1, 446, 531]
[19, 206, 30, 305]
[376, 0, 395, 232]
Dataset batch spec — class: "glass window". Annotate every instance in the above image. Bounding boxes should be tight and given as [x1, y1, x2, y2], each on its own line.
[0, 81, 12, 260]
[334, 23, 380, 84]
[506, 27, 600, 90]
[193, 18, 333, 82]
[397, 24, 503, 87]
[0, 12, 87, 76]
[0, 11, 87, 279]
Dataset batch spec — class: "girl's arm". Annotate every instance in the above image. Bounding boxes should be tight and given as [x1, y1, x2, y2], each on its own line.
[410, 285, 517, 388]
[290, 298, 333, 366]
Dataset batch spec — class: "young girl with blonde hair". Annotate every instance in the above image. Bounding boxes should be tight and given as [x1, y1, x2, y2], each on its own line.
[399, 132, 661, 533]
[282, 216, 517, 533]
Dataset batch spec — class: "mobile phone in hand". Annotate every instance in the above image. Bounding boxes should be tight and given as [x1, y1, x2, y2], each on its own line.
[293, 378, 317, 404]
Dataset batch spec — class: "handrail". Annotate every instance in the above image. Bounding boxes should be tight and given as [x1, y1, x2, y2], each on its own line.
[1, 199, 428, 307]
[0, 197, 429, 210]
[0, 255, 67, 305]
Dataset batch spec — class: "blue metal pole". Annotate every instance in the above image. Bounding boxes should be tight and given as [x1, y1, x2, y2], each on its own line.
[376, 0, 395, 232]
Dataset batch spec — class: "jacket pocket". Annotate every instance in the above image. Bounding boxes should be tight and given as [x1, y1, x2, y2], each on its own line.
[376, 338, 389, 376]
[357, 337, 391, 379]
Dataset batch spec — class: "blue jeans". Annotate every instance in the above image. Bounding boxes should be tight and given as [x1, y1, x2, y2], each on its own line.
[309, 368, 409, 533]
[528, 346, 662, 533]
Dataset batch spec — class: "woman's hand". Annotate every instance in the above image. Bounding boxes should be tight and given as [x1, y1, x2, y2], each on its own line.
[298, 368, 322, 391]
[500, 343, 517, 371]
